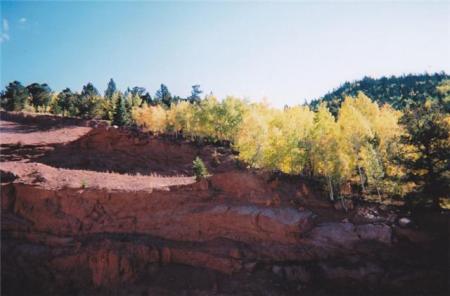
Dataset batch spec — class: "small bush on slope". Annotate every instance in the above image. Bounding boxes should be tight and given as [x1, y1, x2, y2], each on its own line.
[193, 157, 209, 181]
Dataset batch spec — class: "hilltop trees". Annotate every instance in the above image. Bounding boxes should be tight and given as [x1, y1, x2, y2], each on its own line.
[2, 76, 448, 208]
[81, 82, 99, 97]
[165, 101, 194, 136]
[132, 95, 248, 141]
[104, 78, 117, 100]
[0, 79, 205, 119]
[310, 73, 449, 115]
[76, 83, 102, 118]
[27, 83, 52, 111]
[188, 85, 203, 104]
[132, 104, 167, 134]
[1, 81, 30, 111]
[155, 84, 172, 107]
[57, 88, 78, 116]
[436, 79, 450, 112]
[194, 96, 248, 142]
[112, 93, 128, 126]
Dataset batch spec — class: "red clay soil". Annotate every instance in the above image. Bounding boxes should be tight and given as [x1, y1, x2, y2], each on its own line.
[1, 161, 195, 190]
[0, 120, 92, 146]
[1, 112, 448, 296]
[36, 124, 238, 176]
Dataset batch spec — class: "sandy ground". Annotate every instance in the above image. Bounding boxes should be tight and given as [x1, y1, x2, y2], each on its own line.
[0, 120, 196, 190]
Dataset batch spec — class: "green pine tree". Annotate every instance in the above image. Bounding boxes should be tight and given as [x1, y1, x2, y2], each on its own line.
[398, 100, 450, 209]
[193, 157, 209, 181]
[112, 94, 127, 126]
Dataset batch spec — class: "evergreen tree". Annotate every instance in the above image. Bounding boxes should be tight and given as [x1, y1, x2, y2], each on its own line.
[188, 85, 203, 104]
[193, 156, 209, 181]
[155, 84, 172, 108]
[398, 100, 450, 208]
[104, 78, 117, 99]
[141, 92, 153, 105]
[57, 88, 78, 116]
[27, 83, 52, 111]
[1, 81, 30, 111]
[76, 82, 102, 118]
[310, 72, 449, 115]
[112, 93, 127, 126]
[130, 86, 146, 97]
[81, 82, 99, 97]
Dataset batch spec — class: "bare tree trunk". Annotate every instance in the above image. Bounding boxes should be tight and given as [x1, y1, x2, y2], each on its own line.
[340, 198, 348, 212]
[328, 176, 334, 201]
[376, 186, 382, 200]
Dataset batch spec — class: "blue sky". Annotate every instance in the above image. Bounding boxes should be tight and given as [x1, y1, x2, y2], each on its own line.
[1, 1, 449, 107]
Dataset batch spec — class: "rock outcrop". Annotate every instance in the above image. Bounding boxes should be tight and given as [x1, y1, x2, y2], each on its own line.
[4, 172, 442, 294]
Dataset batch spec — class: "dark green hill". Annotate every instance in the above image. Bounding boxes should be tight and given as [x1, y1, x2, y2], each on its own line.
[310, 72, 449, 115]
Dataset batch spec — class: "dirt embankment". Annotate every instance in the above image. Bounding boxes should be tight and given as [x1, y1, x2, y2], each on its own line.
[1, 112, 448, 295]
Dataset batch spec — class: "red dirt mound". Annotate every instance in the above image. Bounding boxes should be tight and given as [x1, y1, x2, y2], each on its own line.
[37, 126, 237, 176]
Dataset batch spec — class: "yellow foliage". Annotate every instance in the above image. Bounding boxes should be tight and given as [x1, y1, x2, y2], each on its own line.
[164, 101, 198, 136]
[132, 105, 167, 134]
[336, 93, 403, 194]
[265, 106, 314, 174]
[235, 102, 273, 168]
[310, 104, 352, 182]
[130, 92, 407, 198]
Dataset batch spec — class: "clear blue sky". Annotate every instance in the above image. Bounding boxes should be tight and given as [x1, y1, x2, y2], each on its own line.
[1, 1, 449, 107]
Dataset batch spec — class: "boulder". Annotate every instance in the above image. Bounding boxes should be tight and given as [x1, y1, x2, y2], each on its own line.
[393, 227, 431, 243]
[355, 224, 392, 244]
[307, 223, 360, 250]
[284, 266, 311, 283]
[272, 265, 284, 277]
[398, 217, 412, 228]
[319, 261, 383, 283]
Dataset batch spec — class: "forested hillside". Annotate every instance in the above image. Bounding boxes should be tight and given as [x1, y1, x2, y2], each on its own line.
[310, 73, 450, 114]
[1, 76, 449, 209]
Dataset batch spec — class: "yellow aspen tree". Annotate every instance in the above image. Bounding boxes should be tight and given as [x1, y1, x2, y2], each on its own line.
[131, 105, 167, 134]
[310, 104, 352, 200]
[265, 106, 314, 174]
[235, 102, 273, 168]
[338, 96, 374, 192]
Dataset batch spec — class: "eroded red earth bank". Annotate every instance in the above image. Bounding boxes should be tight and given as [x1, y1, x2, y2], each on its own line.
[0, 111, 447, 295]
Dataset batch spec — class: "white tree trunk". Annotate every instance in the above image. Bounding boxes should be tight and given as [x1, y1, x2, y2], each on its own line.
[328, 176, 334, 201]
[376, 186, 382, 199]
[340, 198, 348, 212]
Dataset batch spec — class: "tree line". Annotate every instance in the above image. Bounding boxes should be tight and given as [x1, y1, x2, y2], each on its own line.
[0, 79, 203, 125]
[310, 72, 450, 115]
[1, 77, 449, 209]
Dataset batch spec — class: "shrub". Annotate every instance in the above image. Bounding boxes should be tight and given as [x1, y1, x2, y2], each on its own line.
[193, 157, 209, 181]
